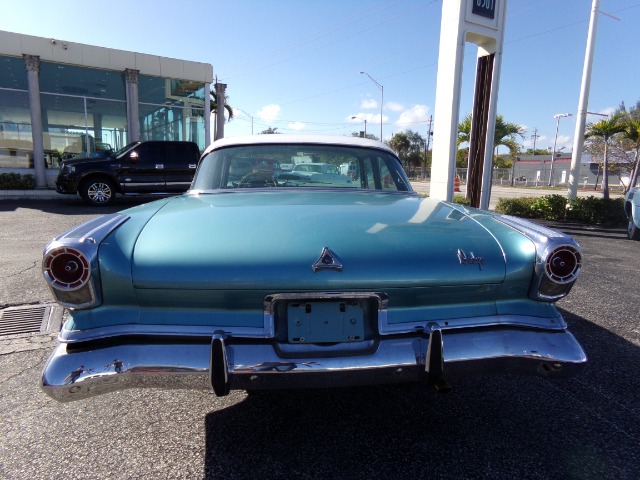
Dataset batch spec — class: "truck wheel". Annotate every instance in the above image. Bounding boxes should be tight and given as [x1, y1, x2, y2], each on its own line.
[80, 178, 116, 206]
[628, 215, 640, 240]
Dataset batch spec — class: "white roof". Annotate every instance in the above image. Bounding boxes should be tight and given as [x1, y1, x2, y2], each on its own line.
[205, 134, 396, 156]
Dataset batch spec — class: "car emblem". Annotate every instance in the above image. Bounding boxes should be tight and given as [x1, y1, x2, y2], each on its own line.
[312, 247, 343, 272]
[457, 249, 485, 270]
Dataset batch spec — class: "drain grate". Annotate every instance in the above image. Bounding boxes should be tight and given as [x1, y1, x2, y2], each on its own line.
[0, 305, 63, 336]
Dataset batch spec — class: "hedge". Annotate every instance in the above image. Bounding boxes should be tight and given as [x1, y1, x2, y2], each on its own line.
[494, 194, 627, 226]
[0, 173, 36, 190]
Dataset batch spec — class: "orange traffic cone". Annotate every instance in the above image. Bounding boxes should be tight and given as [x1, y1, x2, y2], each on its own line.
[454, 176, 461, 192]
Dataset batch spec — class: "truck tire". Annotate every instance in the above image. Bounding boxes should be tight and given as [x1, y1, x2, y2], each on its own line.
[80, 177, 116, 206]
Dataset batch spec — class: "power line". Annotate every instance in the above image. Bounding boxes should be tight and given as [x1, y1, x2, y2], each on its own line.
[220, 1, 438, 81]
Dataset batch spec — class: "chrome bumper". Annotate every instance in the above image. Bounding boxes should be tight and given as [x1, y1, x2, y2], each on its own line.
[41, 328, 587, 402]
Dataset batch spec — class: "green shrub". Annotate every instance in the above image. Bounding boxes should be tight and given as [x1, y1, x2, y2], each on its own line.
[494, 197, 537, 217]
[0, 173, 36, 190]
[530, 194, 568, 221]
[453, 194, 471, 206]
[566, 196, 626, 225]
[495, 194, 626, 225]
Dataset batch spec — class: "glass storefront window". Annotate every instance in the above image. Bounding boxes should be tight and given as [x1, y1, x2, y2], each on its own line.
[139, 104, 205, 149]
[0, 56, 28, 90]
[139, 74, 206, 151]
[0, 89, 32, 168]
[41, 94, 127, 167]
[1, 57, 207, 174]
[39, 62, 126, 101]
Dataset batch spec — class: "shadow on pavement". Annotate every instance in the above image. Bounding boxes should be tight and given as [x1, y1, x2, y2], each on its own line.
[203, 311, 640, 480]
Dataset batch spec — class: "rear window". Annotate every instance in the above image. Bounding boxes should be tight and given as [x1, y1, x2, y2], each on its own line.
[191, 144, 411, 192]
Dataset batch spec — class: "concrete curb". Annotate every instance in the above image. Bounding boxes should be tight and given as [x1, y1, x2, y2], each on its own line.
[0, 189, 61, 200]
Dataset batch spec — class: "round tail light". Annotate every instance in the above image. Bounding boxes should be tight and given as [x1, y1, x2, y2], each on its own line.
[545, 246, 581, 284]
[44, 247, 91, 290]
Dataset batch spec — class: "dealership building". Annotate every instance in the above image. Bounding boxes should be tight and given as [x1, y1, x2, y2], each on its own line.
[0, 30, 213, 188]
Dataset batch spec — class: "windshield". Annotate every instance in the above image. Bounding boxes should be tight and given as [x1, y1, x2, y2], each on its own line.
[191, 143, 412, 192]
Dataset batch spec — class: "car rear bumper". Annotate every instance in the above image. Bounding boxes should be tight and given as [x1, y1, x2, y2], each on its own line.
[41, 328, 587, 402]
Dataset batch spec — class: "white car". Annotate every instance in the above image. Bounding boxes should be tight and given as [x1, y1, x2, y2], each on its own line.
[624, 186, 640, 240]
[278, 162, 353, 186]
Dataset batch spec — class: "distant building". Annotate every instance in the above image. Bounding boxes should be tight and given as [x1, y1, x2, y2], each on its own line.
[512, 152, 626, 188]
[0, 30, 213, 187]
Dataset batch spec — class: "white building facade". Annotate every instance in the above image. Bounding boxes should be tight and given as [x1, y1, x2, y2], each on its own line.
[0, 30, 213, 188]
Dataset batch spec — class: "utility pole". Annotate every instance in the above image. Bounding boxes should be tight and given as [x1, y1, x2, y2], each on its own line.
[531, 128, 539, 154]
[425, 115, 433, 179]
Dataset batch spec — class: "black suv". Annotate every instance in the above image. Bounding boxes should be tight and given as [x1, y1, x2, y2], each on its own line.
[56, 141, 200, 206]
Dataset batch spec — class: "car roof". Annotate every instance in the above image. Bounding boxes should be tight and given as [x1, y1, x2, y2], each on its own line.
[204, 134, 396, 156]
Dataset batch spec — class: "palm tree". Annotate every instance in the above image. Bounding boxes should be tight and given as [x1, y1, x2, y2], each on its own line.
[584, 113, 626, 199]
[621, 118, 640, 194]
[457, 113, 525, 152]
[387, 132, 411, 165]
[458, 113, 525, 192]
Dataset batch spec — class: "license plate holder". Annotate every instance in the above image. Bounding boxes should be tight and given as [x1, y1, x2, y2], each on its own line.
[287, 300, 365, 343]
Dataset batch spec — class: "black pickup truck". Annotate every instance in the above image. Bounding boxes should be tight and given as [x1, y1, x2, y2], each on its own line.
[55, 140, 200, 206]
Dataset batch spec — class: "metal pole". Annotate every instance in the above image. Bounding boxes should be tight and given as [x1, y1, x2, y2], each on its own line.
[548, 113, 572, 186]
[351, 116, 367, 137]
[567, 0, 600, 199]
[360, 72, 383, 140]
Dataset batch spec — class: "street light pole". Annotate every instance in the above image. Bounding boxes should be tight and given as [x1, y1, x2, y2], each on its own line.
[351, 116, 367, 137]
[548, 113, 572, 186]
[360, 71, 383, 140]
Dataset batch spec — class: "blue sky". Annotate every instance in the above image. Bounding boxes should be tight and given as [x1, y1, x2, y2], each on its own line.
[1, 0, 639, 152]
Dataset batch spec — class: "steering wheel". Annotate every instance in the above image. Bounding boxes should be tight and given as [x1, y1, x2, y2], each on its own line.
[237, 172, 277, 188]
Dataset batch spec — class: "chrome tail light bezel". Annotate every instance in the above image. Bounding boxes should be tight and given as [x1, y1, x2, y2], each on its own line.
[532, 243, 582, 301]
[42, 213, 129, 310]
[495, 215, 583, 302]
[43, 246, 91, 290]
[43, 242, 100, 309]
[544, 245, 582, 284]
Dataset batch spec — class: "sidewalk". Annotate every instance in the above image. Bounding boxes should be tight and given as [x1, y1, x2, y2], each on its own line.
[0, 188, 61, 200]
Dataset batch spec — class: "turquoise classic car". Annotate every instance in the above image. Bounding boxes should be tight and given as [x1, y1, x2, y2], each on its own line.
[625, 186, 640, 240]
[41, 135, 586, 402]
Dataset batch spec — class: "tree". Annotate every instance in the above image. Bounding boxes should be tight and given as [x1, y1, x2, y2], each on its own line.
[457, 113, 524, 152]
[350, 132, 379, 141]
[457, 113, 524, 168]
[387, 130, 426, 173]
[387, 132, 411, 163]
[621, 118, 640, 193]
[260, 127, 279, 134]
[584, 113, 626, 199]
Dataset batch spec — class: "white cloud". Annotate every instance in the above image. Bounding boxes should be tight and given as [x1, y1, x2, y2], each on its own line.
[395, 104, 430, 125]
[348, 113, 377, 123]
[288, 122, 306, 131]
[556, 135, 572, 149]
[386, 102, 405, 113]
[360, 98, 377, 109]
[257, 104, 281, 122]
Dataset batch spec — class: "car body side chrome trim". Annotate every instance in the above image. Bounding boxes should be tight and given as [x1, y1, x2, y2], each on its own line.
[58, 311, 567, 344]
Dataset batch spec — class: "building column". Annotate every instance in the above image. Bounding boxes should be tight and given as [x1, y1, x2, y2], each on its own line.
[24, 54, 46, 188]
[124, 68, 140, 141]
[203, 81, 211, 148]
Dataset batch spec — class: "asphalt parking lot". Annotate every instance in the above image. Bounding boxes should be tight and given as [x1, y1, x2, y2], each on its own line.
[0, 197, 639, 479]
